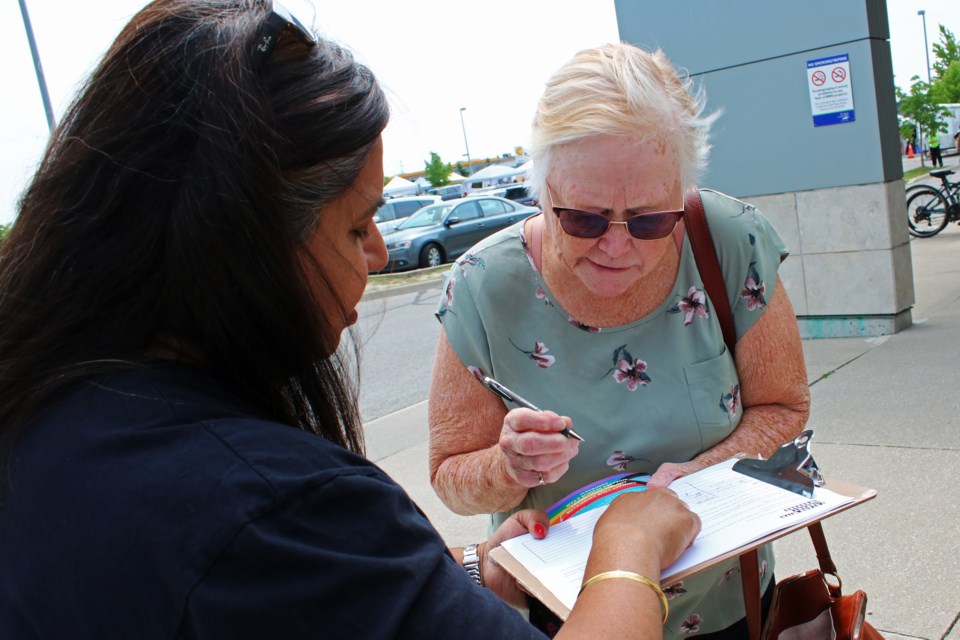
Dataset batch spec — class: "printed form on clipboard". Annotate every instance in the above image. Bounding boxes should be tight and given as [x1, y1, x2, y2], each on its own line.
[491, 456, 875, 621]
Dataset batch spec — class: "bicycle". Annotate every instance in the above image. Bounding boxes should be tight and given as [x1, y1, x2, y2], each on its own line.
[905, 168, 960, 237]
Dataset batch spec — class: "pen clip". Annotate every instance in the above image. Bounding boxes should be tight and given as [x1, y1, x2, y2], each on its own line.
[482, 377, 513, 403]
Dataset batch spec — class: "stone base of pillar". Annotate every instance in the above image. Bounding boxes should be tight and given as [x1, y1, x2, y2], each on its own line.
[746, 180, 916, 339]
[797, 308, 912, 339]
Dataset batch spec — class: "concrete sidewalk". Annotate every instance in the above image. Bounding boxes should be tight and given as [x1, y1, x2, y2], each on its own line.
[902, 149, 960, 181]
[365, 221, 960, 640]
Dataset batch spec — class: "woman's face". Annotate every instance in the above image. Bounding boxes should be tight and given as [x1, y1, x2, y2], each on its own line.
[302, 136, 388, 346]
[544, 134, 683, 298]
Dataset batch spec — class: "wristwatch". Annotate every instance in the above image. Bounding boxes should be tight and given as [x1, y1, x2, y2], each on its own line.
[463, 543, 483, 587]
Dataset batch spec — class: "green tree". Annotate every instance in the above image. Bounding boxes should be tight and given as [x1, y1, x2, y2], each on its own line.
[898, 120, 916, 146]
[0, 224, 10, 245]
[897, 76, 952, 167]
[931, 25, 960, 80]
[423, 152, 451, 188]
[930, 61, 960, 104]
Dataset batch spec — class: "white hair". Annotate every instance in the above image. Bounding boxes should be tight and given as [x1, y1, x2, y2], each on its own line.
[526, 43, 719, 199]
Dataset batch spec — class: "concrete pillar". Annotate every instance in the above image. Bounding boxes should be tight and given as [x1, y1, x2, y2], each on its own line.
[614, 0, 913, 337]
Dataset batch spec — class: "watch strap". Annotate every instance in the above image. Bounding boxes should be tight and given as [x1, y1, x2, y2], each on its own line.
[463, 543, 483, 587]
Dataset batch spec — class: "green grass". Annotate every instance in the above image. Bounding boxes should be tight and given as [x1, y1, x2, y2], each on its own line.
[367, 264, 448, 290]
[903, 166, 934, 182]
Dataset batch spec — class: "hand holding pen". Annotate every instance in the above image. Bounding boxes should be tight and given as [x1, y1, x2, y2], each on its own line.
[482, 376, 583, 488]
[482, 377, 584, 442]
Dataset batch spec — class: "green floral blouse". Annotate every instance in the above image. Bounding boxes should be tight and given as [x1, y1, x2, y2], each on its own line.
[436, 189, 788, 637]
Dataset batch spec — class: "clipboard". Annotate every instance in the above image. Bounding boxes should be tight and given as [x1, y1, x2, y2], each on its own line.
[732, 430, 824, 497]
[489, 434, 876, 621]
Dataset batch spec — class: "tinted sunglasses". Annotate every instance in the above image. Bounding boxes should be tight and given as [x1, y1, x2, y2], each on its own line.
[255, 1, 317, 61]
[546, 182, 684, 240]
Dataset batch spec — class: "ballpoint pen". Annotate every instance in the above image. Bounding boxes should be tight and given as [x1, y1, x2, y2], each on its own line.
[482, 376, 585, 442]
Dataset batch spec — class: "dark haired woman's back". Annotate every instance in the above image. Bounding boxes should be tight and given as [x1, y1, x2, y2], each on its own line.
[0, 362, 536, 638]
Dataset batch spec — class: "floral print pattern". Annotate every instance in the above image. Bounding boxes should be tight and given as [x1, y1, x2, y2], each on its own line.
[607, 345, 651, 390]
[740, 264, 767, 310]
[467, 366, 486, 382]
[719, 567, 739, 584]
[436, 277, 455, 319]
[719, 384, 740, 418]
[510, 339, 555, 368]
[535, 285, 554, 306]
[606, 450, 649, 472]
[680, 614, 703, 634]
[663, 582, 687, 601]
[568, 316, 600, 333]
[458, 253, 485, 277]
[668, 286, 709, 326]
[435, 191, 786, 639]
[519, 226, 538, 272]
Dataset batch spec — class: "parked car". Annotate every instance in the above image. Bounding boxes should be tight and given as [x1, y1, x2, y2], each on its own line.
[373, 196, 440, 234]
[426, 185, 464, 200]
[466, 184, 539, 208]
[380, 197, 539, 271]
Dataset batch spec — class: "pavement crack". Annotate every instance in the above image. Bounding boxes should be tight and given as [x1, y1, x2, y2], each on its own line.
[941, 611, 960, 640]
[815, 441, 959, 452]
[808, 348, 876, 387]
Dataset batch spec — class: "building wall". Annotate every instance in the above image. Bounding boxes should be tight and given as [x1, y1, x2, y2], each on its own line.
[614, 0, 914, 336]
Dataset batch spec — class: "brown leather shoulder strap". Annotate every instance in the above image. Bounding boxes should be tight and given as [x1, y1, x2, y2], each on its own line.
[808, 521, 838, 577]
[740, 549, 763, 640]
[685, 189, 736, 355]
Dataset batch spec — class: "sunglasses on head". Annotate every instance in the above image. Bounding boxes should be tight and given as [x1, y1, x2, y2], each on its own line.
[546, 182, 684, 240]
[255, 1, 317, 61]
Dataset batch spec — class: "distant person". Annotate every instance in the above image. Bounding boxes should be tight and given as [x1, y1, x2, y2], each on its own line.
[0, 1, 703, 637]
[929, 130, 943, 167]
[429, 43, 810, 638]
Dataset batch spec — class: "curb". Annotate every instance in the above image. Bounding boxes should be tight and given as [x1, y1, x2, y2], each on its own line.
[363, 265, 447, 301]
[363, 277, 444, 301]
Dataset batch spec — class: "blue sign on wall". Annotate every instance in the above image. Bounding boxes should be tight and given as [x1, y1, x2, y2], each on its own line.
[807, 54, 855, 127]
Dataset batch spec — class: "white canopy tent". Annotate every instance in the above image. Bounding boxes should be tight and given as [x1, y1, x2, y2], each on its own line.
[463, 164, 528, 191]
[383, 176, 419, 198]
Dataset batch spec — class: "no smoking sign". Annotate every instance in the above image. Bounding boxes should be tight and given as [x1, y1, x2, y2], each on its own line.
[806, 53, 855, 127]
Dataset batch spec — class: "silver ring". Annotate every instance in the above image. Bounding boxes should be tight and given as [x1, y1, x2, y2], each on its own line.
[537, 472, 545, 486]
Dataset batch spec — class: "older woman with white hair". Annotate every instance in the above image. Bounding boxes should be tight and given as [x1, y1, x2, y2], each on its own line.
[429, 43, 810, 638]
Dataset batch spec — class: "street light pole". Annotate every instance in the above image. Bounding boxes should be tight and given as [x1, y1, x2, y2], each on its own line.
[918, 10, 932, 84]
[459, 107, 472, 176]
[18, 0, 56, 133]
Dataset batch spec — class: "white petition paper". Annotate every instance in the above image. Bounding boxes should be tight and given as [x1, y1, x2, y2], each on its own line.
[499, 458, 854, 611]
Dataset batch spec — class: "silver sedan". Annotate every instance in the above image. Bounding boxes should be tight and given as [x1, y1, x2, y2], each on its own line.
[379, 197, 539, 271]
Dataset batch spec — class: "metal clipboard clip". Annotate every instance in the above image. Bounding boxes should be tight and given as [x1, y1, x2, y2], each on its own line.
[732, 430, 825, 497]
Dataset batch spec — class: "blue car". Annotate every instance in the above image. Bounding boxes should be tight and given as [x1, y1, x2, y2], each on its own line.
[379, 197, 539, 271]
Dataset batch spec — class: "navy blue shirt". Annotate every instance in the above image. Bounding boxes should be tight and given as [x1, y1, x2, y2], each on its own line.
[0, 364, 542, 639]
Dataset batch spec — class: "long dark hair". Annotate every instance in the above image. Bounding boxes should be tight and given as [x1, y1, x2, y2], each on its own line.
[0, 0, 388, 465]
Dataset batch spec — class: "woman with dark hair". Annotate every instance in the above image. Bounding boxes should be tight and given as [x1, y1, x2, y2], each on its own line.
[0, 1, 700, 638]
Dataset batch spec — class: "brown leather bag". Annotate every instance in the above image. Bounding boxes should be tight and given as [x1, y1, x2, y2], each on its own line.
[741, 523, 884, 640]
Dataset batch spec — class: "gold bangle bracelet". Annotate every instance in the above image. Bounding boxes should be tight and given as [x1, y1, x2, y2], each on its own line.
[579, 570, 668, 624]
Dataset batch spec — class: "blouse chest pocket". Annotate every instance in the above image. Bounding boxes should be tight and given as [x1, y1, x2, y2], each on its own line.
[682, 349, 741, 448]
